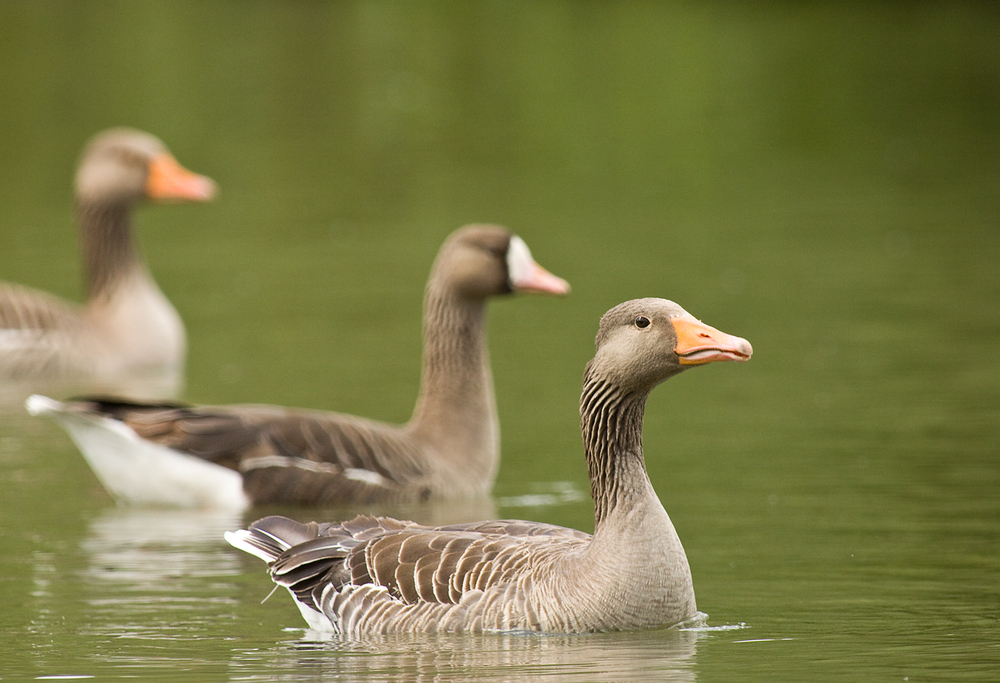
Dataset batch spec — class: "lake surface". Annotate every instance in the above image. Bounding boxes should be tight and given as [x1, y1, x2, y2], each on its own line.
[1, 2, 998, 680]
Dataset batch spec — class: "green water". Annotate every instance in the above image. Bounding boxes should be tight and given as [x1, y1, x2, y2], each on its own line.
[1, 2, 998, 680]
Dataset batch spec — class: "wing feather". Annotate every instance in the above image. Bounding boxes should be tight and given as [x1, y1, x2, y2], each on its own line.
[56, 399, 435, 504]
[229, 513, 592, 633]
[0, 284, 84, 377]
[0, 283, 79, 331]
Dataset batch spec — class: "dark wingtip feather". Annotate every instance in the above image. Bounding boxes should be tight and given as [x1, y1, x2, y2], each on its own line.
[249, 515, 322, 547]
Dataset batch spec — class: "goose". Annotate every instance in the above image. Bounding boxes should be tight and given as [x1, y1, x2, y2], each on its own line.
[225, 298, 752, 635]
[27, 225, 570, 509]
[0, 128, 216, 396]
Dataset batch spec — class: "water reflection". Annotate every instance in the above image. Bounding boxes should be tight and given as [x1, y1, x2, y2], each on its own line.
[257, 493, 498, 530]
[231, 628, 700, 682]
[83, 506, 241, 577]
[496, 480, 586, 509]
[78, 507, 243, 640]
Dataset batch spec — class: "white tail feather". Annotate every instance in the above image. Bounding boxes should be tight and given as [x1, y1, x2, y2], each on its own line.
[224, 530, 277, 562]
[26, 395, 249, 510]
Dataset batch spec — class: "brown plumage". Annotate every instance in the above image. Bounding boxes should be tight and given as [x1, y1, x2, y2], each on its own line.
[0, 128, 216, 397]
[227, 298, 753, 634]
[28, 225, 570, 508]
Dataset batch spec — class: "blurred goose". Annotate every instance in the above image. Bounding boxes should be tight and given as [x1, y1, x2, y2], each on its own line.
[28, 225, 570, 509]
[0, 128, 216, 393]
[226, 298, 752, 635]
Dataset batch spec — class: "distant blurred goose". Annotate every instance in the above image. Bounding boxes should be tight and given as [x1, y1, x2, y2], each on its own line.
[28, 225, 570, 509]
[225, 298, 752, 635]
[0, 128, 216, 392]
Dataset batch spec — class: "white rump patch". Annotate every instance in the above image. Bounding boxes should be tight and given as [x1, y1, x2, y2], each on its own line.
[296, 601, 336, 634]
[26, 395, 249, 510]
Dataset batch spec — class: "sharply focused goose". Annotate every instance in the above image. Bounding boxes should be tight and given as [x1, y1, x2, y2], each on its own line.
[225, 298, 752, 635]
[27, 225, 570, 509]
[0, 128, 216, 395]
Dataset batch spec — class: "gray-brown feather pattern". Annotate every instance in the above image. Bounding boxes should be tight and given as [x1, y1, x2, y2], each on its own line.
[245, 514, 590, 634]
[78, 204, 138, 300]
[0, 284, 79, 332]
[580, 373, 646, 525]
[67, 399, 431, 504]
[0, 284, 81, 377]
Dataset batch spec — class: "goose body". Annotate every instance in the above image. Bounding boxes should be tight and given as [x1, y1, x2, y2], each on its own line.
[28, 225, 570, 508]
[227, 298, 752, 634]
[0, 128, 216, 397]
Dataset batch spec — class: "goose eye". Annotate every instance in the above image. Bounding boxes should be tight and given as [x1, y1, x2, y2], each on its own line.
[634, 316, 651, 329]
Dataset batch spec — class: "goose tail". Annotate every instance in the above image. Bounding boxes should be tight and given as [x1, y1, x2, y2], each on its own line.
[227, 515, 339, 633]
[26, 394, 249, 510]
[225, 515, 318, 563]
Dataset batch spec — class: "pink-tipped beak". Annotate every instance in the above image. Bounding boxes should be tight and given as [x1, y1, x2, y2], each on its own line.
[513, 262, 571, 296]
[672, 314, 753, 365]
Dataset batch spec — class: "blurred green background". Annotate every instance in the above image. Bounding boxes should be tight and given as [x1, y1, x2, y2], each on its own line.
[0, 2, 998, 680]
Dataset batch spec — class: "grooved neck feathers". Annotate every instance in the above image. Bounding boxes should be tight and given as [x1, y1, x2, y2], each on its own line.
[580, 371, 650, 526]
[78, 201, 143, 302]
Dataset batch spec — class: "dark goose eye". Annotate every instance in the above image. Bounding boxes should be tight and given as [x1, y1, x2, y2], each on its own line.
[634, 316, 651, 329]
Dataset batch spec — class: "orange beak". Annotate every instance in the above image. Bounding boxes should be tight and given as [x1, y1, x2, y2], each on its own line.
[145, 153, 217, 202]
[672, 314, 752, 365]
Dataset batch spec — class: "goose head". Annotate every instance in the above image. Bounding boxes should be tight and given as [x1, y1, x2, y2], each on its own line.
[74, 128, 217, 207]
[431, 225, 571, 301]
[589, 298, 752, 394]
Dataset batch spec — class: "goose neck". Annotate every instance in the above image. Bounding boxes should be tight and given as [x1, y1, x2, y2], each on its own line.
[580, 373, 654, 527]
[77, 200, 143, 301]
[408, 286, 498, 483]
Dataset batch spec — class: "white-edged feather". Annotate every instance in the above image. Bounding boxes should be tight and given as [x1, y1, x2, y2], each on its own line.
[223, 530, 277, 562]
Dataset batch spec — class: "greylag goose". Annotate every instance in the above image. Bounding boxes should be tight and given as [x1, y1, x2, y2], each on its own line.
[0, 128, 216, 395]
[225, 298, 752, 635]
[27, 225, 570, 509]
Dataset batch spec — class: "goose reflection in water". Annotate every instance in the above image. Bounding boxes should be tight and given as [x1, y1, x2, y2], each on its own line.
[34, 500, 505, 658]
[229, 627, 702, 682]
[78, 508, 244, 641]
